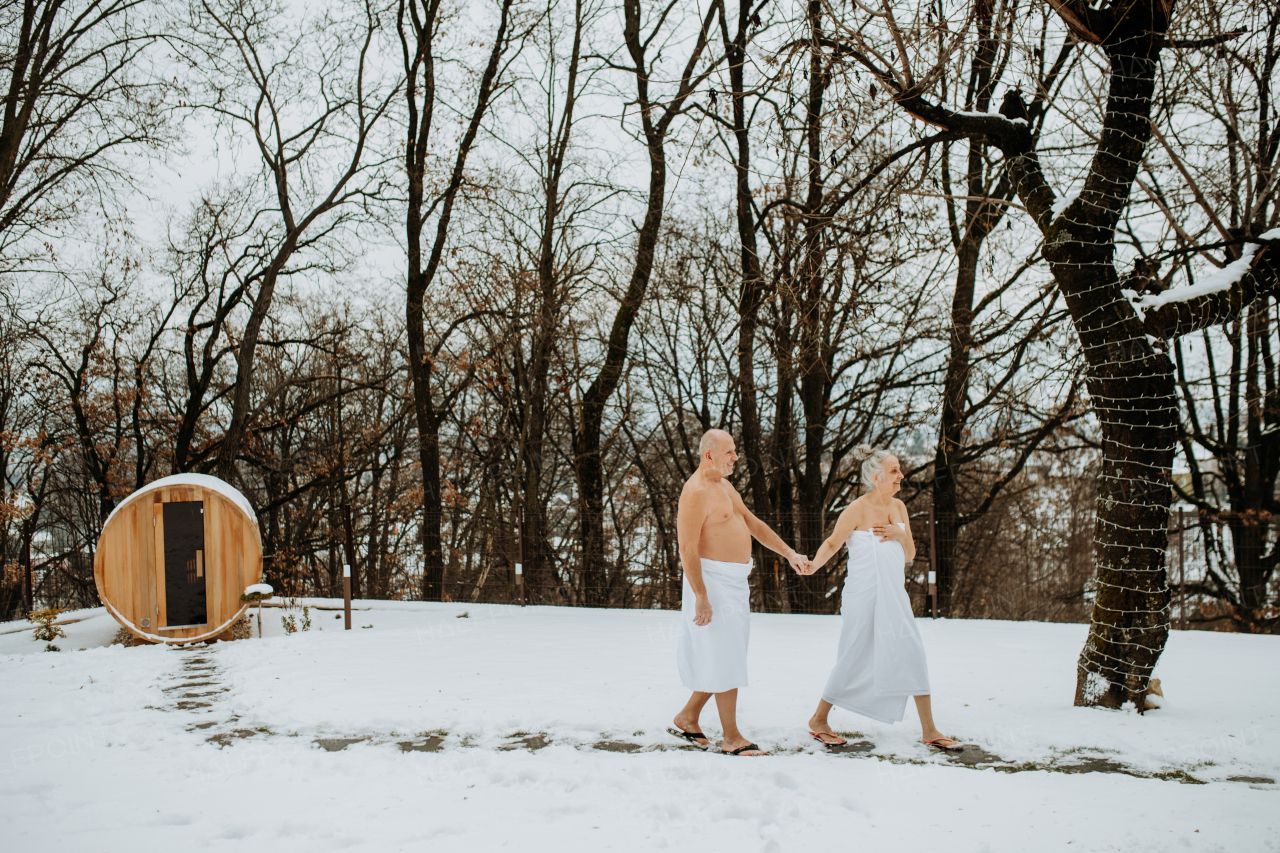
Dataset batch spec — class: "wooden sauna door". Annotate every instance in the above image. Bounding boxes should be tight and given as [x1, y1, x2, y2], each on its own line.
[161, 501, 207, 627]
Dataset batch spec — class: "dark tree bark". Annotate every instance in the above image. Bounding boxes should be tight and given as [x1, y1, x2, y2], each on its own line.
[506, 0, 586, 602]
[571, 0, 721, 606]
[399, 0, 515, 601]
[720, 0, 777, 607]
[835, 0, 1280, 707]
[183, 0, 398, 485]
[931, 9, 1077, 616]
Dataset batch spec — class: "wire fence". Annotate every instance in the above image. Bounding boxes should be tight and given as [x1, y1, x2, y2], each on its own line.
[428, 508, 1270, 627]
[9, 504, 1273, 630]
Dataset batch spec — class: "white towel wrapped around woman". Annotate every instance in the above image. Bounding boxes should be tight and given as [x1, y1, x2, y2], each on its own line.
[677, 558, 752, 693]
[822, 523, 930, 723]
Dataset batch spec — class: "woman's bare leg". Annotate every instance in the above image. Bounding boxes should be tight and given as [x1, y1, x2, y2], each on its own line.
[913, 694, 950, 743]
[807, 699, 844, 744]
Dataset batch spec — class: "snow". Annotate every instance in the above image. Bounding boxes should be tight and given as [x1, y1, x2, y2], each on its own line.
[244, 583, 273, 597]
[1121, 288, 1146, 321]
[1132, 242, 1261, 313]
[2, 602, 1277, 852]
[1051, 188, 1080, 222]
[101, 473, 258, 532]
[1260, 227, 1280, 241]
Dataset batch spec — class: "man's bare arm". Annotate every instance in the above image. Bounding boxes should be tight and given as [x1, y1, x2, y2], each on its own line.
[728, 485, 806, 571]
[677, 486, 713, 625]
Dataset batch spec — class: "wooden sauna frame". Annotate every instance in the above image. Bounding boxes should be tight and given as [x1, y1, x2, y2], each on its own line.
[94, 476, 263, 645]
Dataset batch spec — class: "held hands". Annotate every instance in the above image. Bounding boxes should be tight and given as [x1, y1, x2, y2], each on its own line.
[787, 550, 814, 576]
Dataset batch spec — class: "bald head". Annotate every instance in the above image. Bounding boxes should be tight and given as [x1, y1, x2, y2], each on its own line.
[698, 429, 732, 458]
[696, 429, 737, 480]
[696, 427, 737, 461]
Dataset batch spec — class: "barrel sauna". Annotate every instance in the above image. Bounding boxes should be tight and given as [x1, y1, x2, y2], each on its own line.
[94, 474, 262, 645]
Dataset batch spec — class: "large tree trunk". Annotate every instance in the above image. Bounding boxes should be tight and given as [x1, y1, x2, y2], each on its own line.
[928, 0, 1023, 617]
[399, 0, 512, 601]
[518, 399, 557, 601]
[772, 298, 798, 613]
[405, 130, 446, 601]
[932, 206, 997, 616]
[1231, 297, 1277, 617]
[888, 7, 1182, 707]
[217, 251, 292, 483]
[572, 0, 716, 607]
[723, 0, 776, 611]
[1043, 43, 1174, 709]
[793, 0, 830, 613]
[573, 148, 664, 606]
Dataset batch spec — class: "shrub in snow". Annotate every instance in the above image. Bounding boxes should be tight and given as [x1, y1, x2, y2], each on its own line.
[110, 627, 143, 647]
[282, 606, 312, 634]
[29, 608, 66, 651]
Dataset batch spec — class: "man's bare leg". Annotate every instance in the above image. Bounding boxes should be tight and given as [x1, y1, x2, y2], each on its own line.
[913, 694, 954, 745]
[807, 699, 845, 745]
[673, 692, 713, 747]
[714, 689, 765, 754]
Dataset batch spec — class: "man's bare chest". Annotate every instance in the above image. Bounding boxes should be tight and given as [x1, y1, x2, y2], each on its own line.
[703, 492, 744, 530]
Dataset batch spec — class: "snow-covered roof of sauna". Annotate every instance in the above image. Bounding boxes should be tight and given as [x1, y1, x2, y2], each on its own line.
[102, 474, 258, 530]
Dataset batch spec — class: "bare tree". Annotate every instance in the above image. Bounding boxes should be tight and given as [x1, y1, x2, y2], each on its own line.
[717, 0, 773, 574]
[173, 0, 399, 484]
[398, 0, 522, 601]
[0, 0, 169, 272]
[928, 2, 1083, 615]
[826, 0, 1279, 707]
[483, 0, 606, 602]
[1146, 0, 1280, 630]
[573, 0, 723, 605]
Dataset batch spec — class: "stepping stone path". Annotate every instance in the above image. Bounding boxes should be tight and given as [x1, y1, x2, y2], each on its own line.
[160, 648, 1269, 787]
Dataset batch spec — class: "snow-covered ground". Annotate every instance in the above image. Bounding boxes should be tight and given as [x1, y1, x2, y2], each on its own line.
[1, 601, 1276, 852]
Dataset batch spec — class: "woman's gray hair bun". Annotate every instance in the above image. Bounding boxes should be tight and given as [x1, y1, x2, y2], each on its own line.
[854, 444, 894, 489]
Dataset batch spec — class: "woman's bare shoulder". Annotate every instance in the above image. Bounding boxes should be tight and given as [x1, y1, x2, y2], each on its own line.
[839, 499, 866, 523]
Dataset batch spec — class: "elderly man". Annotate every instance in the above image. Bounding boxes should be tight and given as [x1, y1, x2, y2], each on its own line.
[667, 429, 808, 756]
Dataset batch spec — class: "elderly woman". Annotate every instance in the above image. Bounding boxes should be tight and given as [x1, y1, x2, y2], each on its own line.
[799, 445, 960, 751]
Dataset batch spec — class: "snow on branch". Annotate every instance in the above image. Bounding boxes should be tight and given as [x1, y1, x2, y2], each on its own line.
[1043, 0, 1108, 44]
[893, 97, 1033, 143]
[1130, 238, 1280, 340]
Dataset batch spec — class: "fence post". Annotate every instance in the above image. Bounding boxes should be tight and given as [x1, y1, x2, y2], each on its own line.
[516, 504, 525, 607]
[928, 507, 937, 619]
[343, 564, 352, 630]
[22, 518, 32, 616]
[1178, 507, 1186, 631]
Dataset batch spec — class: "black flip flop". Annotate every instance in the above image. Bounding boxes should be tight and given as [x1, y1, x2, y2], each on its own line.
[721, 742, 767, 756]
[666, 727, 710, 750]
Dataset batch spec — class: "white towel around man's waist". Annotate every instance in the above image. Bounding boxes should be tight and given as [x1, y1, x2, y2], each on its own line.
[677, 558, 753, 693]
